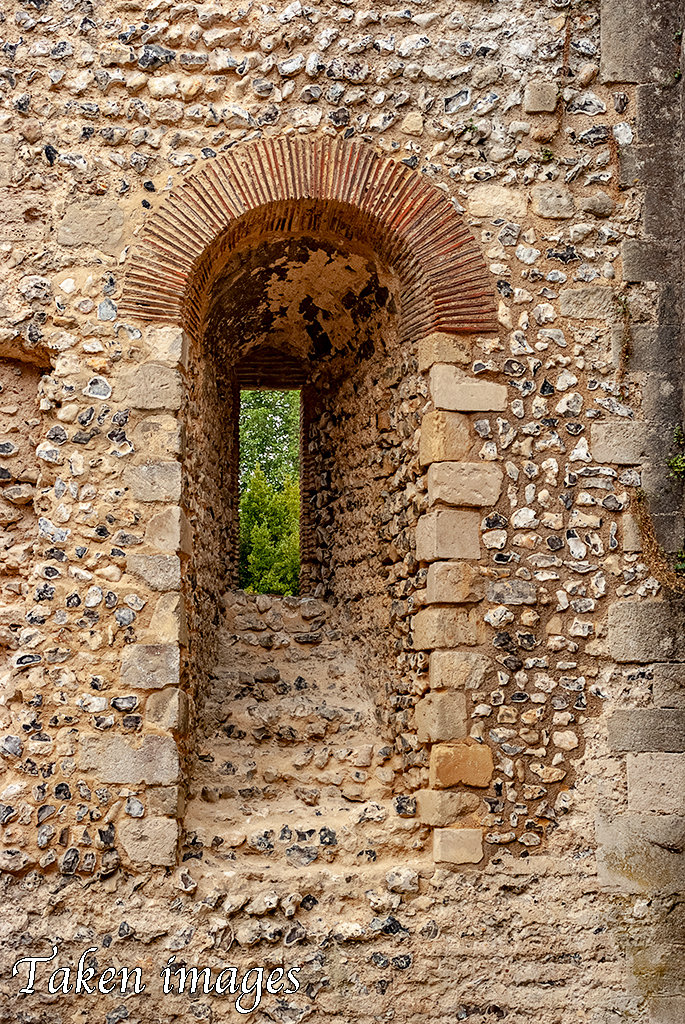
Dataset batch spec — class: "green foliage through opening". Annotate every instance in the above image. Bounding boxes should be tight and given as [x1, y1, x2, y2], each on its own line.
[238, 389, 300, 595]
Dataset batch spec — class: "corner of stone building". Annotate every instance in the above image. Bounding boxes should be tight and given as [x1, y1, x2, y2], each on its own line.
[599, 4, 685, 1019]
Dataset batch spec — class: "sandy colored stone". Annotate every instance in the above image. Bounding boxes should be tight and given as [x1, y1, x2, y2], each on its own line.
[79, 734, 180, 786]
[146, 326, 189, 368]
[419, 410, 472, 466]
[123, 462, 182, 502]
[559, 286, 616, 321]
[415, 509, 481, 561]
[428, 462, 503, 507]
[412, 606, 482, 649]
[430, 650, 493, 690]
[523, 80, 558, 113]
[121, 364, 183, 411]
[433, 827, 484, 865]
[120, 643, 181, 690]
[119, 817, 178, 867]
[147, 687, 190, 734]
[418, 332, 472, 370]
[57, 197, 124, 256]
[415, 789, 480, 826]
[627, 753, 685, 814]
[144, 505, 191, 554]
[127, 553, 182, 591]
[430, 740, 494, 788]
[430, 365, 508, 412]
[415, 690, 467, 743]
[426, 561, 486, 604]
[468, 183, 528, 220]
[531, 183, 575, 219]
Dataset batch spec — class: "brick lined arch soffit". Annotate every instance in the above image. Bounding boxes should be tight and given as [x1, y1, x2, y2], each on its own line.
[120, 136, 498, 340]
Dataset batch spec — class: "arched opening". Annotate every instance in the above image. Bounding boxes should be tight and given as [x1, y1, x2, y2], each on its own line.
[119, 137, 498, 871]
[182, 227, 415, 858]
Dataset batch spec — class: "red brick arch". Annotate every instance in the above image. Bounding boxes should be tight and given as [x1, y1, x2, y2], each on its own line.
[120, 136, 497, 338]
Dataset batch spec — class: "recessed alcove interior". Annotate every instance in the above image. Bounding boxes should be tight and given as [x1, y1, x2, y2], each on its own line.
[177, 211, 438, 856]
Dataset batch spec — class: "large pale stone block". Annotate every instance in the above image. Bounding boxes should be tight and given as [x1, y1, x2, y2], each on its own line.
[121, 364, 183, 411]
[430, 740, 494, 788]
[147, 687, 190, 734]
[416, 509, 480, 561]
[418, 332, 472, 371]
[419, 411, 472, 466]
[468, 183, 528, 220]
[415, 789, 480, 826]
[146, 326, 188, 368]
[652, 663, 685, 709]
[608, 601, 685, 663]
[591, 422, 650, 465]
[531, 183, 575, 219]
[597, 812, 685, 893]
[430, 650, 492, 690]
[127, 553, 182, 591]
[608, 709, 685, 752]
[426, 561, 485, 604]
[559, 286, 616, 321]
[148, 592, 188, 645]
[57, 197, 124, 255]
[412, 606, 481, 649]
[123, 462, 182, 502]
[79, 734, 180, 785]
[119, 817, 178, 866]
[430, 365, 507, 412]
[415, 690, 467, 743]
[433, 827, 483, 865]
[144, 506, 191, 555]
[120, 643, 180, 690]
[428, 462, 503, 507]
[628, 753, 685, 814]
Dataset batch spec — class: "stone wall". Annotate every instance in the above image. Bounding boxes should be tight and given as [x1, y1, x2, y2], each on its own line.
[0, 0, 684, 1020]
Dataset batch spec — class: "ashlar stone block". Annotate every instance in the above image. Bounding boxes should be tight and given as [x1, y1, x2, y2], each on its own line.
[123, 462, 182, 503]
[433, 827, 483, 865]
[430, 650, 493, 690]
[119, 817, 178, 866]
[127, 553, 182, 591]
[523, 80, 558, 113]
[419, 410, 472, 466]
[428, 461, 503, 507]
[79, 734, 180, 786]
[426, 561, 485, 604]
[415, 690, 467, 743]
[430, 365, 507, 412]
[412, 606, 482, 649]
[121, 364, 183, 411]
[430, 740, 494, 788]
[415, 789, 480, 826]
[415, 509, 480, 562]
[628, 753, 685, 814]
[418, 332, 472, 371]
[120, 643, 181, 690]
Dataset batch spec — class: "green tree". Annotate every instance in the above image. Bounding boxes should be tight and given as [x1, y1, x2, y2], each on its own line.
[238, 390, 301, 594]
[239, 390, 299, 492]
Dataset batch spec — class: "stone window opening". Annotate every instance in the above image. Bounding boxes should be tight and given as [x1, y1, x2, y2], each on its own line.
[236, 365, 303, 597]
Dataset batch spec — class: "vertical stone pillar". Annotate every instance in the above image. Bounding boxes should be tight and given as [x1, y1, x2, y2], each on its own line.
[8, 324, 190, 872]
[413, 335, 507, 865]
